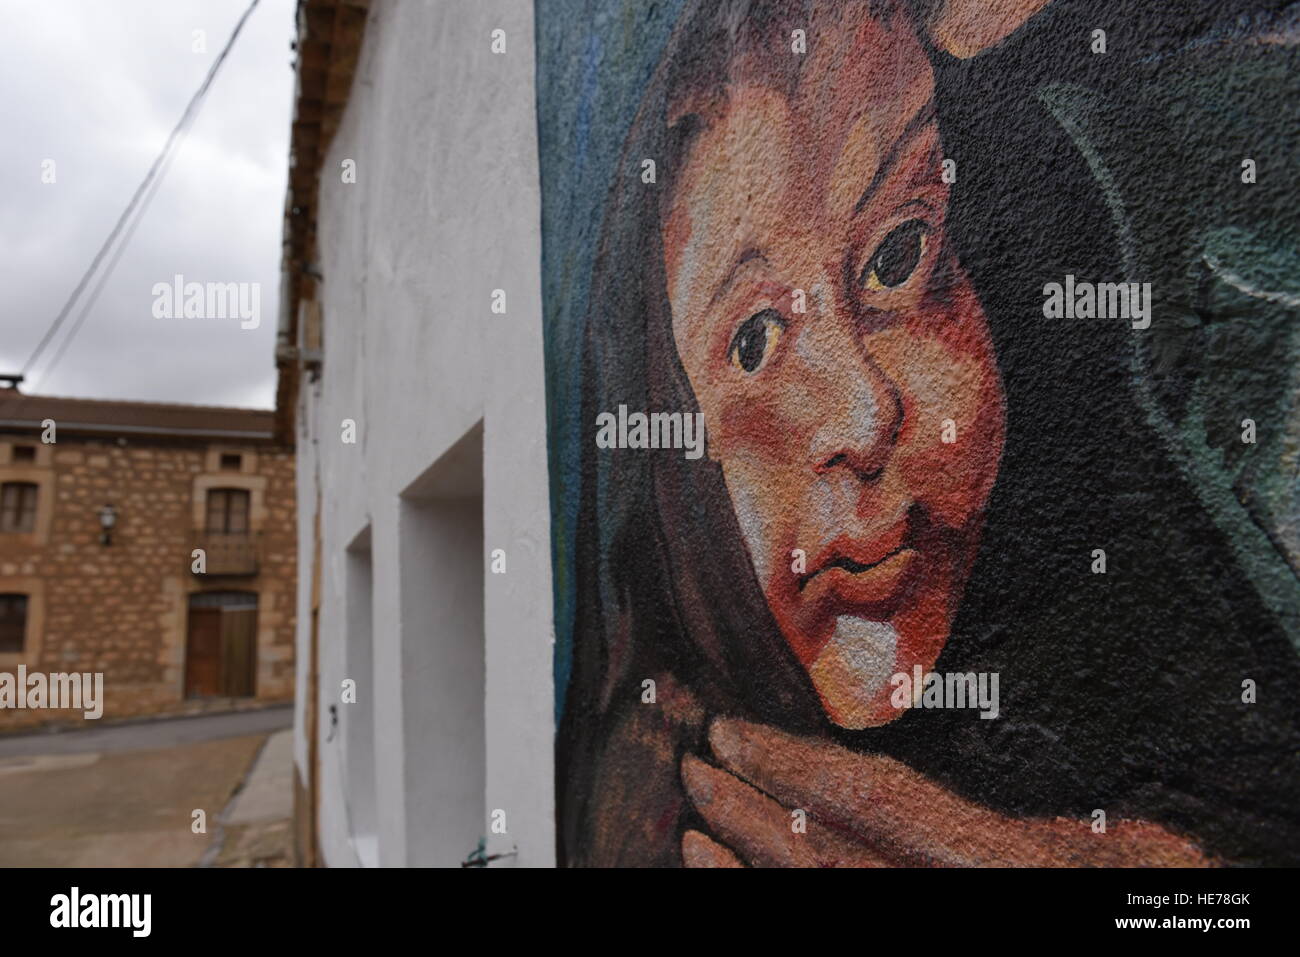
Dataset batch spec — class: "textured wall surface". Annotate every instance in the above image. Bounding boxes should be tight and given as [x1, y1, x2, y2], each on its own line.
[297, 0, 554, 867]
[541, 0, 1300, 866]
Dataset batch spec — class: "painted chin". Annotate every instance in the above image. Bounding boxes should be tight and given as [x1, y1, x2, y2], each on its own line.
[809, 617, 899, 729]
[773, 543, 961, 729]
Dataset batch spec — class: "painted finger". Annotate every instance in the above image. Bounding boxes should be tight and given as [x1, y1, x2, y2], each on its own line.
[681, 754, 887, 867]
[927, 0, 1053, 59]
[681, 828, 744, 868]
[707, 717, 1004, 865]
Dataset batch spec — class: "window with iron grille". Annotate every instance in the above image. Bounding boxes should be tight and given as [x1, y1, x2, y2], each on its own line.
[205, 488, 250, 534]
[0, 594, 27, 653]
[0, 482, 37, 533]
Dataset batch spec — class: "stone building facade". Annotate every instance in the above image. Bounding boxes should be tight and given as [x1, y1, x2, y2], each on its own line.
[0, 386, 296, 732]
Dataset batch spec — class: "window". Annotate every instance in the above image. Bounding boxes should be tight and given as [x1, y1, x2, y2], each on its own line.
[220, 453, 242, 471]
[0, 594, 26, 653]
[1, 482, 37, 533]
[12, 445, 35, 464]
[206, 488, 250, 534]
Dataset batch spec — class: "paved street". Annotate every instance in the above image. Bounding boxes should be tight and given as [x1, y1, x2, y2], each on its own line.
[0, 704, 292, 758]
[0, 708, 294, 867]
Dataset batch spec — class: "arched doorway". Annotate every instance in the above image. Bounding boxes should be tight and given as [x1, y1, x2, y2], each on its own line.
[186, 591, 258, 698]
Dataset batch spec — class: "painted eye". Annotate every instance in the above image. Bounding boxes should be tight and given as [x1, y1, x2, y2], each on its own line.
[859, 219, 929, 290]
[728, 308, 786, 373]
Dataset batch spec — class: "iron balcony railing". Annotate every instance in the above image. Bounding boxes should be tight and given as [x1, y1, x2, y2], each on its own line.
[191, 531, 260, 577]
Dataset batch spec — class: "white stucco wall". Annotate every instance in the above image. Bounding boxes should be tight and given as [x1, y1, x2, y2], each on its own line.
[292, 0, 554, 867]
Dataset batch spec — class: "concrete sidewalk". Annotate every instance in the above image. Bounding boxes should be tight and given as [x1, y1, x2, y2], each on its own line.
[205, 729, 294, 867]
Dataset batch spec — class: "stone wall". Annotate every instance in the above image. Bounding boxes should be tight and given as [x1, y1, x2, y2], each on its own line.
[0, 432, 296, 732]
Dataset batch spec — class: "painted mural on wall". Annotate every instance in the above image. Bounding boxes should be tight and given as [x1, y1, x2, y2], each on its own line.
[539, 0, 1300, 866]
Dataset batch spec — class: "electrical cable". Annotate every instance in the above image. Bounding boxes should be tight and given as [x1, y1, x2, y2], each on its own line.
[22, 0, 262, 382]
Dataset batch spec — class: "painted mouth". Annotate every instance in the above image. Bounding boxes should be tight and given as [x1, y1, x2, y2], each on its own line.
[806, 547, 917, 609]
[798, 545, 907, 591]
[798, 510, 912, 593]
[793, 510, 923, 615]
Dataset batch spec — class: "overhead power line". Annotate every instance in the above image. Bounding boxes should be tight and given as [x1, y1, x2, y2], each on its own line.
[33, 119, 191, 390]
[23, 0, 263, 386]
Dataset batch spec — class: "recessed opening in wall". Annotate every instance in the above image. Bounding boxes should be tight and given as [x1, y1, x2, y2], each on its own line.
[220, 453, 242, 471]
[12, 445, 35, 464]
[398, 420, 485, 867]
[1, 482, 38, 533]
[0, 594, 28, 654]
[206, 488, 250, 533]
[343, 525, 378, 866]
[185, 591, 257, 698]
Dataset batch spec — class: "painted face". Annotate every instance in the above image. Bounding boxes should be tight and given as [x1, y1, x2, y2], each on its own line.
[663, 9, 1005, 728]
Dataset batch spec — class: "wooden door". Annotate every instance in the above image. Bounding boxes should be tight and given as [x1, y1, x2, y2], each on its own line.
[220, 607, 257, 697]
[185, 606, 223, 697]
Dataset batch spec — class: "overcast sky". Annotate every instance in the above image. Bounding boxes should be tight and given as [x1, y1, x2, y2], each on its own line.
[0, 0, 296, 409]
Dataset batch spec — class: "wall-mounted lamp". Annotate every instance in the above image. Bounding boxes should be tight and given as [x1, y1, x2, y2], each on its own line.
[98, 504, 117, 546]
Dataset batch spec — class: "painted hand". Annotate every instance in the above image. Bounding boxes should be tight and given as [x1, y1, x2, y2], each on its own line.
[680, 717, 1214, 868]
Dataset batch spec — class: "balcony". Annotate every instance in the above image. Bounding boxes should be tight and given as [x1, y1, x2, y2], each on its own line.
[192, 531, 260, 577]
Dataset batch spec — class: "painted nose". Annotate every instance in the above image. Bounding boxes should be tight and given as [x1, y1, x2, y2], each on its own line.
[809, 333, 903, 482]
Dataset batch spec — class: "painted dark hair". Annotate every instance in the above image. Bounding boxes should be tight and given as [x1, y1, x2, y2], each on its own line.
[556, 0, 1300, 866]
